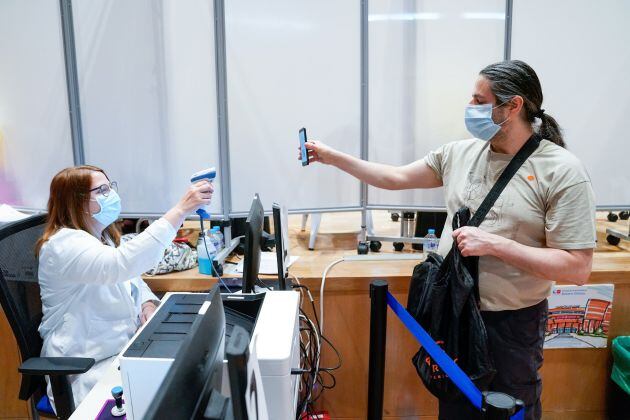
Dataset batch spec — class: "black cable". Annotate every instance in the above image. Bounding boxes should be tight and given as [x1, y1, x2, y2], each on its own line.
[292, 283, 306, 309]
[255, 277, 273, 291]
[293, 284, 342, 418]
[299, 346, 309, 401]
[318, 369, 337, 390]
[304, 318, 318, 416]
[292, 284, 321, 334]
[294, 285, 341, 370]
[318, 334, 342, 371]
[296, 315, 317, 418]
[199, 218, 232, 293]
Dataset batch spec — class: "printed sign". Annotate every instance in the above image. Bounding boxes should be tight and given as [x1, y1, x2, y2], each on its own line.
[544, 284, 614, 349]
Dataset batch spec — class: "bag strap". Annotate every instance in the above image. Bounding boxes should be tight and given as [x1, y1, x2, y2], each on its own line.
[468, 133, 541, 227]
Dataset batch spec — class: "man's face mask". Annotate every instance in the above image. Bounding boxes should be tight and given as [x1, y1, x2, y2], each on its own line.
[464, 102, 510, 141]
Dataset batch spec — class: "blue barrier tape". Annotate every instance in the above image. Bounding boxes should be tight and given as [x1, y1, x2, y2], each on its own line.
[385, 292, 483, 407]
[512, 408, 525, 420]
[385, 291, 524, 419]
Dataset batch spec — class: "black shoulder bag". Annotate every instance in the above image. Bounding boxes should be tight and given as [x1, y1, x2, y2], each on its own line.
[406, 133, 541, 401]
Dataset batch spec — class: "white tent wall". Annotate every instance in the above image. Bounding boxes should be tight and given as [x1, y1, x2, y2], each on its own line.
[366, 0, 506, 210]
[73, 0, 222, 216]
[2, 1, 629, 216]
[161, 0, 222, 216]
[225, 0, 362, 215]
[0, 0, 74, 210]
[511, 0, 630, 209]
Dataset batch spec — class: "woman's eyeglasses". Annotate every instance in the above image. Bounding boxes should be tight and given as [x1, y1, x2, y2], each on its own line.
[89, 181, 118, 197]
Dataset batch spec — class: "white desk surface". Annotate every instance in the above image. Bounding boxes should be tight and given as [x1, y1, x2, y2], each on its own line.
[69, 359, 122, 420]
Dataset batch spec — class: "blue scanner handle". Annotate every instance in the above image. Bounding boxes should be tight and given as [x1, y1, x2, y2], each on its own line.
[190, 168, 216, 220]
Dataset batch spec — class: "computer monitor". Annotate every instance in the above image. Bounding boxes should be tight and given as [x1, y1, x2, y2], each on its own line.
[226, 326, 270, 420]
[225, 325, 250, 420]
[272, 203, 289, 290]
[242, 194, 264, 293]
[144, 286, 226, 419]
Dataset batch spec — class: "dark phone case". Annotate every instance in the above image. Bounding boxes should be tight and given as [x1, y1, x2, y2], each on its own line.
[300, 127, 309, 166]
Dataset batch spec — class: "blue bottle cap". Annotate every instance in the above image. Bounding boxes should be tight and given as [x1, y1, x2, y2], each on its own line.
[428, 229, 435, 234]
[111, 386, 123, 397]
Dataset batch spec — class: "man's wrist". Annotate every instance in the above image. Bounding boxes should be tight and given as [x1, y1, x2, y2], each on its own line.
[490, 235, 512, 258]
[328, 149, 342, 166]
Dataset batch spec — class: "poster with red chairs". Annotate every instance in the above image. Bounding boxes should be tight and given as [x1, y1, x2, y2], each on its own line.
[545, 284, 614, 349]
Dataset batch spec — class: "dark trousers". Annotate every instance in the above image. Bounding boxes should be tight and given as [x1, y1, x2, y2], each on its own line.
[438, 299, 548, 420]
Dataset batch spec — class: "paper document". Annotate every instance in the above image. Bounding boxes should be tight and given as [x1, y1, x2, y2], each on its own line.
[0, 204, 30, 223]
[234, 252, 299, 275]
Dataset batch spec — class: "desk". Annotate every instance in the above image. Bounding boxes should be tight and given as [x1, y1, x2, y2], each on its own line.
[1, 212, 628, 419]
[143, 212, 630, 420]
[69, 360, 121, 420]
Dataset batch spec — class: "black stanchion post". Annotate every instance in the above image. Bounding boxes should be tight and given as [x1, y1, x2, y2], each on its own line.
[481, 391, 524, 420]
[367, 280, 388, 420]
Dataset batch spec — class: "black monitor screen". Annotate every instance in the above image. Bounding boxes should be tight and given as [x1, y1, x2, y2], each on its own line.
[242, 194, 264, 293]
[272, 203, 287, 290]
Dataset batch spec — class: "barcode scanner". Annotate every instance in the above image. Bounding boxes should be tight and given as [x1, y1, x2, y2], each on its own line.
[190, 167, 216, 220]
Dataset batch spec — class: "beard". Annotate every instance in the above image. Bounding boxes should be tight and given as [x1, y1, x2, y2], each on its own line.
[489, 108, 511, 146]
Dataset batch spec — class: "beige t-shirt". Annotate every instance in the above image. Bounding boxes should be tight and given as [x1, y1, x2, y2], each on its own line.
[424, 138, 596, 311]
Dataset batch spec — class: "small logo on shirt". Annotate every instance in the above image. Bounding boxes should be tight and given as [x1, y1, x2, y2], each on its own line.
[527, 175, 535, 181]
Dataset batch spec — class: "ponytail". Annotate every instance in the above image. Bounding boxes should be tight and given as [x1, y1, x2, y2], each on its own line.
[480, 60, 566, 148]
[538, 113, 565, 148]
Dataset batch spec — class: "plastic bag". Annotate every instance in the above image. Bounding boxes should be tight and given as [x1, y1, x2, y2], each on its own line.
[406, 207, 495, 401]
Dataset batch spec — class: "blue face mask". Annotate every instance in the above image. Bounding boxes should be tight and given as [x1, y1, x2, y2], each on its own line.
[464, 103, 509, 141]
[91, 190, 122, 227]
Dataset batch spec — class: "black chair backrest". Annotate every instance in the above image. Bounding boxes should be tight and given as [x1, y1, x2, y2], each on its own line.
[0, 213, 48, 400]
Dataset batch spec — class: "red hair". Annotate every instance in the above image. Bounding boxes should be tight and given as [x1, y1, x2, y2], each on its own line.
[36, 165, 121, 254]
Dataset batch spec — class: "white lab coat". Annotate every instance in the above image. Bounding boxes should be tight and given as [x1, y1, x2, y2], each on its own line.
[37, 218, 176, 410]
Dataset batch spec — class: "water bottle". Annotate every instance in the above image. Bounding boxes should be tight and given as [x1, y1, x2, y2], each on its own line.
[213, 226, 224, 251]
[210, 227, 221, 252]
[197, 232, 217, 275]
[210, 226, 224, 252]
[206, 228, 217, 252]
[424, 229, 439, 257]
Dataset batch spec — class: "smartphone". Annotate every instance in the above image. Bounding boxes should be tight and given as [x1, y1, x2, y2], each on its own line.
[299, 127, 309, 166]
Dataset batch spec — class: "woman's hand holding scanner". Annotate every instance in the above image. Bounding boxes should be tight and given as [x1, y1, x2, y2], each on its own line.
[453, 226, 505, 257]
[189, 167, 217, 219]
[164, 180, 214, 229]
[178, 180, 214, 214]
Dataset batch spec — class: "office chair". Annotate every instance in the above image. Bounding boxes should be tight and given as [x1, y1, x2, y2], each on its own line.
[0, 214, 94, 419]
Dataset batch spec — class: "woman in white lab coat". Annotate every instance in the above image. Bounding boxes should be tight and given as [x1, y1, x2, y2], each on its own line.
[35, 165, 213, 411]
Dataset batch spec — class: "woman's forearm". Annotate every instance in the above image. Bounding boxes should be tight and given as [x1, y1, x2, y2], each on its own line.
[163, 206, 187, 230]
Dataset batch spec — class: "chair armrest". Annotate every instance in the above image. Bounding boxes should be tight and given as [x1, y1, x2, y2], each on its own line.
[19, 357, 95, 376]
